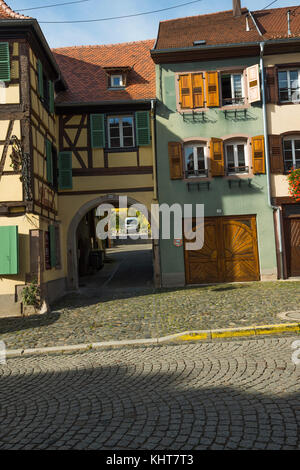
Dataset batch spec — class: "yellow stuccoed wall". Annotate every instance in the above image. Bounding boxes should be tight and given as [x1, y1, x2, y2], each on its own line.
[265, 53, 300, 198]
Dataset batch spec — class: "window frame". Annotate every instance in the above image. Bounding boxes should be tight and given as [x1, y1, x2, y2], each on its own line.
[278, 69, 300, 103]
[220, 72, 245, 107]
[107, 114, 135, 149]
[110, 74, 124, 88]
[224, 139, 249, 175]
[183, 142, 208, 178]
[283, 135, 300, 173]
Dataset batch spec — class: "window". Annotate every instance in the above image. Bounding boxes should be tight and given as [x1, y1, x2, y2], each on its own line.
[278, 70, 300, 102]
[37, 59, 54, 113]
[108, 116, 134, 148]
[110, 74, 124, 87]
[184, 143, 208, 177]
[283, 137, 300, 172]
[225, 141, 248, 174]
[221, 73, 244, 106]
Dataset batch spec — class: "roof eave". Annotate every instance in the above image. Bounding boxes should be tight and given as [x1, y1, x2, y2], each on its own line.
[0, 18, 68, 90]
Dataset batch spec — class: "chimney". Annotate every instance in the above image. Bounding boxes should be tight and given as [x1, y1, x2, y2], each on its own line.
[233, 0, 242, 17]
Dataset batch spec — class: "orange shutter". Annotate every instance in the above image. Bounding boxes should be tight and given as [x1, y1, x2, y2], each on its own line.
[210, 138, 224, 176]
[168, 142, 183, 179]
[179, 74, 192, 109]
[269, 135, 284, 174]
[246, 64, 261, 103]
[191, 73, 204, 108]
[252, 135, 265, 174]
[205, 72, 219, 107]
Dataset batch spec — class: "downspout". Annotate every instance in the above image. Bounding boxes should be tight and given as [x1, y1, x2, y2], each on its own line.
[260, 42, 284, 278]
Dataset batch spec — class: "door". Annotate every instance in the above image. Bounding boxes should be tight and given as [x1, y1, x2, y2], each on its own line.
[285, 217, 300, 277]
[184, 215, 260, 284]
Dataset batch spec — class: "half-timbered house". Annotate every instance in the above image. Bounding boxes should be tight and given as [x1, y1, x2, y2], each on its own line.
[0, 1, 157, 316]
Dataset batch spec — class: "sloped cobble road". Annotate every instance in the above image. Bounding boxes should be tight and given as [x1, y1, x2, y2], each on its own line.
[1, 336, 300, 450]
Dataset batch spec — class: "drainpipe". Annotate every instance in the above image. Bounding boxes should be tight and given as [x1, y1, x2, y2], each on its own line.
[260, 42, 284, 278]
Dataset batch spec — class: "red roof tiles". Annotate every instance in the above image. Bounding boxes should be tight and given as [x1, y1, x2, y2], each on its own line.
[53, 40, 156, 104]
[154, 6, 300, 50]
[0, 0, 30, 19]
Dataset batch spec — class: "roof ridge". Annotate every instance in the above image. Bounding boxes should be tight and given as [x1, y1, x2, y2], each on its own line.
[0, 0, 31, 19]
[159, 7, 249, 24]
[52, 38, 155, 52]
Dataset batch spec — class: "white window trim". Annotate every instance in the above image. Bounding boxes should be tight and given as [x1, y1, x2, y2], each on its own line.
[108, 115, 135, 149]
[110, 74, 124, 88]
[225, 140, 248, 175]
[184, 143, 208, 177]
[279, 69, 300, 103]
[283, 135, 300, 169]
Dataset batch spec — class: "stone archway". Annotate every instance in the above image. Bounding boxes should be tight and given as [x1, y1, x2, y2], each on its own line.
[66, 194, 159, 290]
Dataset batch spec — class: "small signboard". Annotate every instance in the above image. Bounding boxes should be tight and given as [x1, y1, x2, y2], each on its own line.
[174, 239, 183, 247]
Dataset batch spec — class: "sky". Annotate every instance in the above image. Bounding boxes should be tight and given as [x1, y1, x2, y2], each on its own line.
[8, 0, 300, 48]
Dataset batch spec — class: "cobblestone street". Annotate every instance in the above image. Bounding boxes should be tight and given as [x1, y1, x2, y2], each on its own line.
[0, 336, 300, 450]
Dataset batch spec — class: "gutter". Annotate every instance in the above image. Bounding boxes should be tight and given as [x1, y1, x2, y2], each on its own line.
[259, 41, 284, 279]
[151, 37, 300, 56]
[55, 98, 155, 108]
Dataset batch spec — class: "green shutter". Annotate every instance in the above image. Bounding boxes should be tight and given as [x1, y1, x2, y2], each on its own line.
[90, 114, 105, 148]
[135, 111, 150, 146]
[49, 80, 54, 113]
[49, 225, 56, 268]
[45, 139, 53, 185]
[58, 151, 72, 189]
[0, 226, 18, 275]
[0, 42, 10, 82]
[38, 59, 44, 98]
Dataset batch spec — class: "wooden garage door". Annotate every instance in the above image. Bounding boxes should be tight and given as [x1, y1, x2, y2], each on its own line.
[184, 215, 260, 284]
[285, 218, 300, 277]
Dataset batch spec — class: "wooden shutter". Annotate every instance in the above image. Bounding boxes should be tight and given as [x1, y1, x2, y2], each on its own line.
[90, 114, 105, 148]
[49, 80, 54, 113]
[210, 138, 224, 176]
[252, 135, 265, 174]
[246, 64, 261, 103]
[192, 73, 204, 108]
[168, 142, 183, 179]
[205, 72, 219, 107]
[49, 225, 56, 269]
[58, 151, 72, 189]
[0, 226, 18, 275]
[38, 59, 44, 99]
[265, 66, 278, 104]
[0, 42, 10, 82]
[45, 139, 53, 184]
[269, 134, 284, 174]
[179, 74, 193, 109]
[135, 111, 150, 146]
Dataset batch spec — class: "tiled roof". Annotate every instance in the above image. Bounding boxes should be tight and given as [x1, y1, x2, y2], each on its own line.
[154, 6, 300, 50]
[0, 0, 30, 19]
[253, 6, 300, 40]
[53, 40, 156, 104]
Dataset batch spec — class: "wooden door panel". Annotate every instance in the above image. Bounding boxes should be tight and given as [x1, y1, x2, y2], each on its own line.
[184, 218, 220, 284]
[184, 216, 260, 284]
[288, 218, 300, 276]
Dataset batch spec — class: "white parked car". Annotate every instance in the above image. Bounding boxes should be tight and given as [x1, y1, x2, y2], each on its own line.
[125, 217, 140, 233]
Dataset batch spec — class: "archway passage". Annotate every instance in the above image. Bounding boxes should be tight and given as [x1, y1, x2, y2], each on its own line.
[67, 195, 160, 293]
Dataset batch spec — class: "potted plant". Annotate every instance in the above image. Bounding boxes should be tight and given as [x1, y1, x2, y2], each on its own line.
[287, 167, 300, 202]
[21, 280, 41, 316]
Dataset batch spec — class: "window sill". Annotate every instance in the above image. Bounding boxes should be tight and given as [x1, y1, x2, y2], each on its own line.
[105, 146, 138, 153]
[107, 87, 126, 91]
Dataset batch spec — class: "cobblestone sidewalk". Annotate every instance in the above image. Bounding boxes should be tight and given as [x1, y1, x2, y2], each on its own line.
[0, 280, 300, 349]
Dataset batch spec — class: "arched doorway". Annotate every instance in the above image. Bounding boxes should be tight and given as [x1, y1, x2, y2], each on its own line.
[66, 194, 160, 290]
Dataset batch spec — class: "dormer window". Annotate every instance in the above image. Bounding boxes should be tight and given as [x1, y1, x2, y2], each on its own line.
[104, 66, 131, 90]
[111, 74, 124, 88]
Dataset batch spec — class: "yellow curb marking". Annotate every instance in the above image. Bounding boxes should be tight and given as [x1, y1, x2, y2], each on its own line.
[178, 333, 208, 341]
[212, 329, 256, 339]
